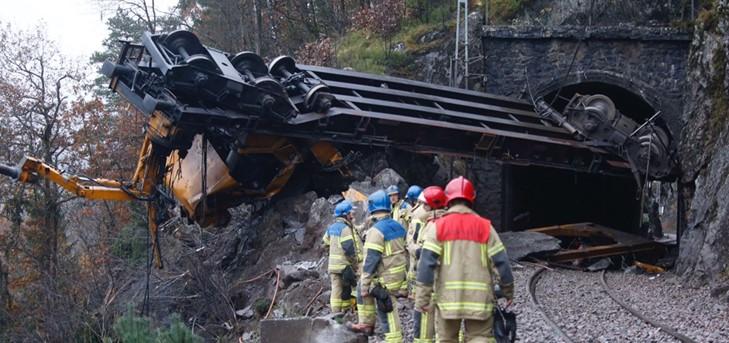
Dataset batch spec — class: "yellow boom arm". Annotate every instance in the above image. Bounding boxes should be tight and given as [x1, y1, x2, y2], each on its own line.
[0, 135, 170, 268]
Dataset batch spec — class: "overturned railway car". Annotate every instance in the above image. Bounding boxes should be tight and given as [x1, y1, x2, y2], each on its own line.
[0, 30, 677, 267]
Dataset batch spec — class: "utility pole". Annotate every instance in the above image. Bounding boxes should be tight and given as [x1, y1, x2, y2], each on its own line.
[453, 0, 469, 89]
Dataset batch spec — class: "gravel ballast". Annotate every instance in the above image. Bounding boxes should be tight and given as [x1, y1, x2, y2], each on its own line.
[364, 264, 727, 342]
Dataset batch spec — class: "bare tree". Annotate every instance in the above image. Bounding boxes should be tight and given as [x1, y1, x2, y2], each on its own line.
[0, 23, 86, 340]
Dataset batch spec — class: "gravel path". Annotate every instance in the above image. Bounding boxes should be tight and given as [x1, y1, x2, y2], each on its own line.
[606, 271, 729, 343]
[365, 264, 725, 343]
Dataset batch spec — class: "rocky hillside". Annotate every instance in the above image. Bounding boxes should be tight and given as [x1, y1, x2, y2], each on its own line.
[676, 0, 729, 295]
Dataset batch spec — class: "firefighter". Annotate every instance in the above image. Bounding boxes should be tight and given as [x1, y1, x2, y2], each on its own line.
[410, 186, 448, 343]
[350, 189, 408, 342]
[415, 176, 514, 343]
[387, 185, 405, 224]
[405, 185, 423, 207]
[322, 200, 361, 315]
[406, 187, 438, 287]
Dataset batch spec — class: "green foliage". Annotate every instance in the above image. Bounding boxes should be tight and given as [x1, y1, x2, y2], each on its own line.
[335, 31, 412, 75]
[110, 310, 202, 343]
[110, 205, 147, 266]
[156, 315, 203, 343]
[253, 298, 272, 317]
[399, 22, 449, 55]
[489, 0, 531, 23]
[113, 310, 154, 343]
[697, 0, 729, 33]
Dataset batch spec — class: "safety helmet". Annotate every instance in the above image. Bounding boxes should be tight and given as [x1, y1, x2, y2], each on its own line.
[386, 185, 399, 196]
[367, 190, 391, 214]
[417, 192, 427, 203]
[422, 186, 447, 209]
[334, 200, 353, 217]
[444, 176, 476, 205]
[405, 185, 423, 200]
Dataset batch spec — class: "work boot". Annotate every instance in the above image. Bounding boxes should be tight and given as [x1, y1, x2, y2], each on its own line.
[346, 322, 374, 336]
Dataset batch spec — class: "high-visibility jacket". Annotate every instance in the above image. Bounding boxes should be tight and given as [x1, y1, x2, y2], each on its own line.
[322, 218, 362, 273]
[415, 209, 446, 255]
[406, 204, 428, 262]
[361, 213, 408, 293]
[391, 200, 411, 227]
[415, 204, 514, 320]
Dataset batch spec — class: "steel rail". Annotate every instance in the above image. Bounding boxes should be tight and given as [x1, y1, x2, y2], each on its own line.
[599, 270, 699, 343]
[527, 267, 576, 343]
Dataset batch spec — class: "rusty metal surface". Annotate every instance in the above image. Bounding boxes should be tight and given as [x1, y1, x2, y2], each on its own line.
[529, 222, 663, 262]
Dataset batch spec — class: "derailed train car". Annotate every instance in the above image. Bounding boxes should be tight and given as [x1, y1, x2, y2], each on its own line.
[0, 30, 676, 267]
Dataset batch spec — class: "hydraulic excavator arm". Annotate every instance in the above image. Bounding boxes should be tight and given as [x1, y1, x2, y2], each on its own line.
[0, 156, 142, 201]
[0, 134, 170, 268]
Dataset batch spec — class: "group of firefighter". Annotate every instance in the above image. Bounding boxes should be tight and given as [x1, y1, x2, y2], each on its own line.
[322, 176, 514, 343]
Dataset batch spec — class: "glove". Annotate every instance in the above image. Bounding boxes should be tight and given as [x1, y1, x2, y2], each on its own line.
[370, 285, 393, 313]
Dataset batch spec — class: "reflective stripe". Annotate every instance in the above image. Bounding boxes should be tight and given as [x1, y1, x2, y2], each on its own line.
[387, 264, 407, 274]
[443, 242, 452, 265]
[422, 242, 442, 255]
[365, 242, 384, 252]
[438, 302, 493, 312]
[488, 242, 505, 257]
[384, 280, 406, 290]
[385, 241, 392, 255]
[385, 309, 402, 343]
[444, 281, 490, 291]
[480, 244, 488, 266]
[340, 235, 353, 242]
[420, 311, 428, 338]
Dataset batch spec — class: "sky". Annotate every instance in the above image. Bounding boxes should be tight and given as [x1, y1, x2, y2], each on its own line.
[0, 0, 177, 60]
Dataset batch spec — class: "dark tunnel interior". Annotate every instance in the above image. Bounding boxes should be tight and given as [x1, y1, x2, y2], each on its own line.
[502, 164, 641, 233]
[501, 81, 658, 233]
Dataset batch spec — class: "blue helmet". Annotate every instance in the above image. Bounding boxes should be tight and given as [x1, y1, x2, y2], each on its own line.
[368, 190, 391, 214]
[386, 185, 400, 196]
[405, 185, 423, 200]
[334, 200, 353, 217]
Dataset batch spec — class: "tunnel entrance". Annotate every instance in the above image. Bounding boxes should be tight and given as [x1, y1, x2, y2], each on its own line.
[541, 81, 672, 140]
[499, 80, 667, 234]
[502, 164, 641, 233]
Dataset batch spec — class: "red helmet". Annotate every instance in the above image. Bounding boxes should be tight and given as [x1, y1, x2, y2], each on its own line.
[422, 186, 447, 209]
[444, 176, 476, 204]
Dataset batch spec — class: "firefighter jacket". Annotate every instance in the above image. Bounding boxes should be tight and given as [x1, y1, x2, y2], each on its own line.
[414, 204, 514, 320]
[322, 218, 362, 273]
[361, 212, 408, 293]
[415, 209, 446, 254]
[391, 200, 411, 227]
[407, 204, 429, 259]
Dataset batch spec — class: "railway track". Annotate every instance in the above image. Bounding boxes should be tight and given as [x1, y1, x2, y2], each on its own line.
[527, 267, 699, 343]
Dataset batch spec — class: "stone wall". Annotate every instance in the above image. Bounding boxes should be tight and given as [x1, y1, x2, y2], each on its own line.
[481, 25, 691, 137]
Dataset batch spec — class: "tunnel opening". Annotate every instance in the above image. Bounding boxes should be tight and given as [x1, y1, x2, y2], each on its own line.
[502, 164, 641, 233]
[541, 81, 672, 140]
[500, 80, 675, 235]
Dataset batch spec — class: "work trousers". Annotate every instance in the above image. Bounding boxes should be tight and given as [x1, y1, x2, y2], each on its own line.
[329, 273, 348, 313]
[356, 283, 403, 343]
[412, 305, 435, 343]
[436, 310, 495, 343]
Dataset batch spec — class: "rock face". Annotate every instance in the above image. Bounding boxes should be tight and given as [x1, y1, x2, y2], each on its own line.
[676, 1, 729, 287]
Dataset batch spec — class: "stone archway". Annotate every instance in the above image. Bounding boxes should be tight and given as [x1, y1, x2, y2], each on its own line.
[535, 70, 675, 145]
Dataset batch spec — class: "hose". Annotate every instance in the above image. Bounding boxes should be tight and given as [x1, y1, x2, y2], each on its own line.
[0, 163, 20, 180]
